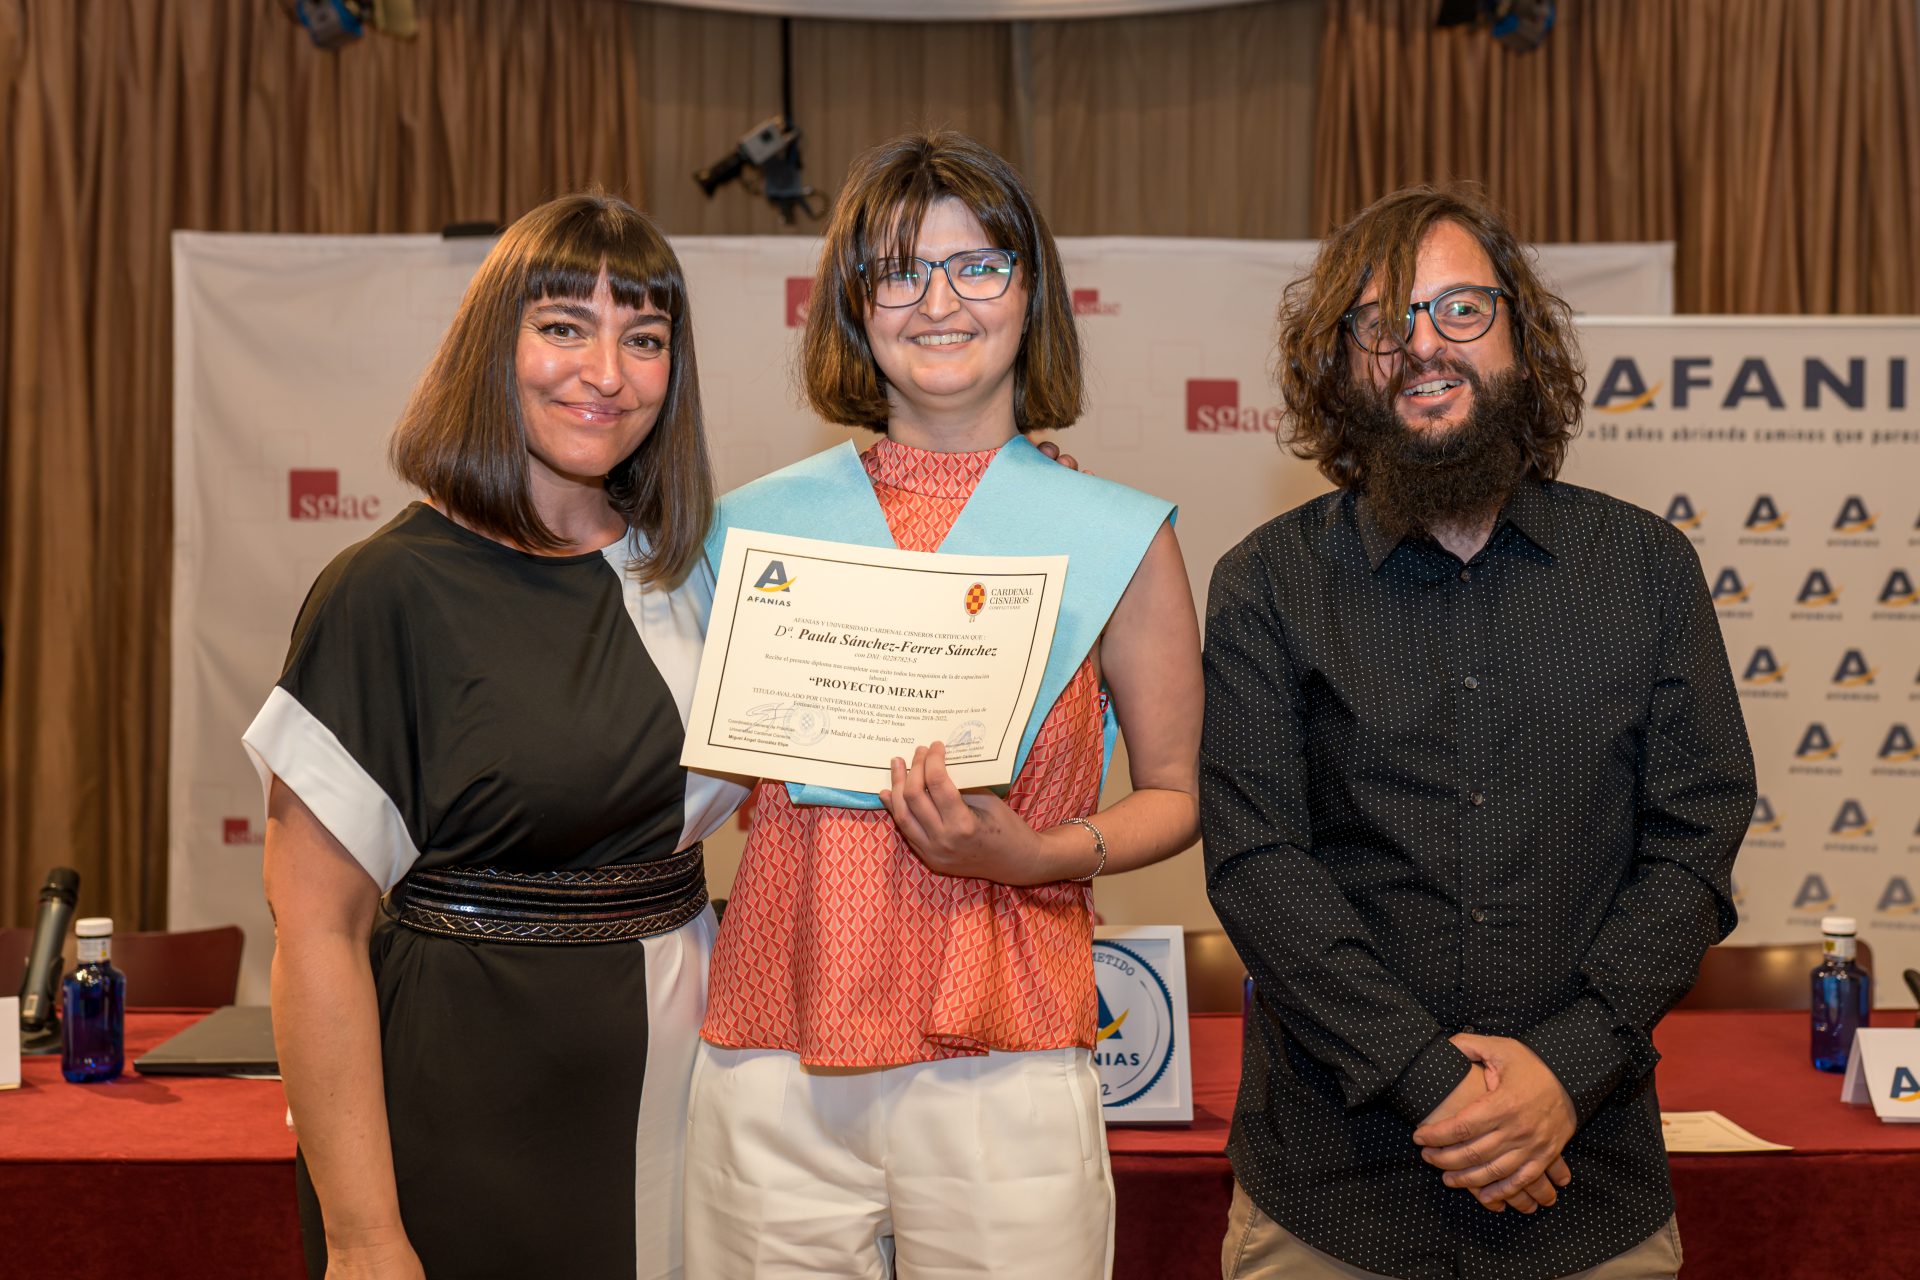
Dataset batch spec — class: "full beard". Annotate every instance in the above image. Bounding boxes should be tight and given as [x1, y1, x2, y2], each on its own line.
[1342, 362, 1532, 540]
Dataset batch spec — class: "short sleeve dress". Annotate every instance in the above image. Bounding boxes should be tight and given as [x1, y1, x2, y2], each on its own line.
[242, 502, 744, 1280]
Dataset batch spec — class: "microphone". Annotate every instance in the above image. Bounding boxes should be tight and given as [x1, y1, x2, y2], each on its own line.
[17, 867, 80, 1053]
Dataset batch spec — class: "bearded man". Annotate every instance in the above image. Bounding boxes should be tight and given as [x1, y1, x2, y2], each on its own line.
[1201, 185, 1755, 1280]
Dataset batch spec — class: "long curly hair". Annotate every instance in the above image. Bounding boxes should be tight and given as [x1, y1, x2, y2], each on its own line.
[1276, 184, 1585, 489]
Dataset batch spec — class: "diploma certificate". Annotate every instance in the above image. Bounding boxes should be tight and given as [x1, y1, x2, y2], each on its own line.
[682, 529, 1067, 792]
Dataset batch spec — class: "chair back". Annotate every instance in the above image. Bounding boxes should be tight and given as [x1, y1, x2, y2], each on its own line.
[1677, 939, 1877, 1011]
[1183, 929, 1250, 1014]
[112, 926, 247, 1007]
[1, 926, 32, 997]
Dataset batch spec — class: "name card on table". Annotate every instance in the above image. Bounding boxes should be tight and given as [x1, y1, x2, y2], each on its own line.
[1092, 925, 1192, 1125]
[1, 997, 19, 1090]
[1840, 1028, 1920, 1122]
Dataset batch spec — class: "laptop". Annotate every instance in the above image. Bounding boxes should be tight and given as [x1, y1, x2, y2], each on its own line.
[134, 1005, 279, 1077]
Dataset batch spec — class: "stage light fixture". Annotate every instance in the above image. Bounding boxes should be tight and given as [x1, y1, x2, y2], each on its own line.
[1435, 0, 1556, 53]
[283, 0, 417, 51]
[692, 19, 826, 224]
[288, 0, 367, 49]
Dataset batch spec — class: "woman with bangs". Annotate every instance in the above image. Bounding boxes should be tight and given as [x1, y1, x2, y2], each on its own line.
[245, 193, 745, 1279]
[686, 131, 1204, 1279]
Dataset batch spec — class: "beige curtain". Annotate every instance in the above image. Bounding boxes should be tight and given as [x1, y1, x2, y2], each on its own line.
[1314, 0, 1920, 314]
[0, 0, 1322, 930]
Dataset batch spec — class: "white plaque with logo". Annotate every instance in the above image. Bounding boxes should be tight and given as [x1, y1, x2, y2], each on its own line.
[1092, 925, 1192, 1125]
[1840, 1027, 1920, 1122]
[683, 528, 1066, 794]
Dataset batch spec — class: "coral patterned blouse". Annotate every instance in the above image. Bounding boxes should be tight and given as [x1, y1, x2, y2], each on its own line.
[701, 437, 1104, 1066]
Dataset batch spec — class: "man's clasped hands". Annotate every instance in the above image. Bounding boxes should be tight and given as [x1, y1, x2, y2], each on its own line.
[1412, 1034, 1580, 1215]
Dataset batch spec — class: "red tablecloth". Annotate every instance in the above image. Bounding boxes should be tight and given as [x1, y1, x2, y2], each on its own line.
[4, 1009, 1916, 1279]
[0, 1011, 301, 1278]
[1107, 1009, 1920, 1280]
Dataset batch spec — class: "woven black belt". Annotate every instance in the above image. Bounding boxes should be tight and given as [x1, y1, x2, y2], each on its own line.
[388, 844, 707, 945]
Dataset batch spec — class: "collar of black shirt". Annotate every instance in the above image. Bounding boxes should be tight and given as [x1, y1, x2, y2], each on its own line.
[1352, 476, 1561, 574]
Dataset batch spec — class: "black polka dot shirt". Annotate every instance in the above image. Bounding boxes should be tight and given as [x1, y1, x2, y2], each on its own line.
[1201, 478, 1756, 1280]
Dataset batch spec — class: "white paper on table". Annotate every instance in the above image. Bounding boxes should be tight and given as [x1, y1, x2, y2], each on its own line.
[684, 529, 1066, 793]
[1658, 1110, 1791, 1152]
[1, 997, 19, 1090]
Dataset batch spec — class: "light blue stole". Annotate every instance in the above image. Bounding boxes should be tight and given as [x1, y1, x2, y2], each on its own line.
[708, 436, 1174, 809]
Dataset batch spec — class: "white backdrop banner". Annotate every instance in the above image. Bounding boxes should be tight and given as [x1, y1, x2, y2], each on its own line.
[1561, 318, 1920, 995]
[173, 232, 1689, 1003]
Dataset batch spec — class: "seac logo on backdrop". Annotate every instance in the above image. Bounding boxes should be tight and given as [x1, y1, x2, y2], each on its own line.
[785, 277, 813, 328]
[1185, 379, 1283, 434]
[1749, 795, 1782, 834]
[1072, 288, 1121, 318]
[289, 469, 381, 522]
[221, 816, 265, 846]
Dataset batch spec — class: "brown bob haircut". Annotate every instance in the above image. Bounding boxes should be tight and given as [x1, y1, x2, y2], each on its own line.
[802, 130, 1083, 433]
[389, 191, 713, 585]
[1275, 183, 1586, 490]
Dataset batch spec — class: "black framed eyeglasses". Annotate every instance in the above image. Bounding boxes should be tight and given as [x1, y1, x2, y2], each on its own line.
[1341, 286, 1508, 355]
[859, 249, 1020, 308]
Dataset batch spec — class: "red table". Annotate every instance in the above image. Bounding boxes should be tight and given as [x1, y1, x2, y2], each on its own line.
[3, 1009, 1916, 1279]
[1107, 1009, 1920, 1280]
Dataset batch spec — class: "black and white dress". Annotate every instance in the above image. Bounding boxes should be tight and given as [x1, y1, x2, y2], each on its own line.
[243, 502, 744, 1280]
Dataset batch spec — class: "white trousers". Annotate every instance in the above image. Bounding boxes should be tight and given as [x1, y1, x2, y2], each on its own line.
[684, 1042, 1115, 1280]
[634, 905, 717, 1280]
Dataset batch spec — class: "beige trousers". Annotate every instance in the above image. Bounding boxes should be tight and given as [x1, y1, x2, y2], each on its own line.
[1221, 1182, 1683, 1280]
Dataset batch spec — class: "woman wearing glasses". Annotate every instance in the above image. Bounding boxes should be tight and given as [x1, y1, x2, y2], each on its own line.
[684, 132, 1204, 1279]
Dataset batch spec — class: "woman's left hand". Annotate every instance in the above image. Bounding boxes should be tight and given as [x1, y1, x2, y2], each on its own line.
[881, 741, 1077, 886]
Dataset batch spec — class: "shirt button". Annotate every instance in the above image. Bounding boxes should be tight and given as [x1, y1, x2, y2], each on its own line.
[1469, 791, 1485, 807]
[1470, 906, 1488, 923]
[1461, 1024, 1479, 1034]
[1463, 675, 1480, 689]
[1458, 568, 1472, 582]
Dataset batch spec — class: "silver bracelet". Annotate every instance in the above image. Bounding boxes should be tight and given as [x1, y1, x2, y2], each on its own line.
[1064, 816, 1107, 881]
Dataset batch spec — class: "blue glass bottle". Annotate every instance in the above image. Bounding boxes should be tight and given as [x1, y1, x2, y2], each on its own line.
[1810, 915, 1871, 1074]
[61, 917, 126, 1084]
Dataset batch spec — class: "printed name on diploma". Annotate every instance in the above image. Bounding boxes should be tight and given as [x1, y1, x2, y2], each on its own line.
[681, 529, 1067, 793]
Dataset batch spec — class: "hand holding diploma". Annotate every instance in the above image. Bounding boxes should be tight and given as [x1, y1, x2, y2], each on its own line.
[881, 741, 1102, 886]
